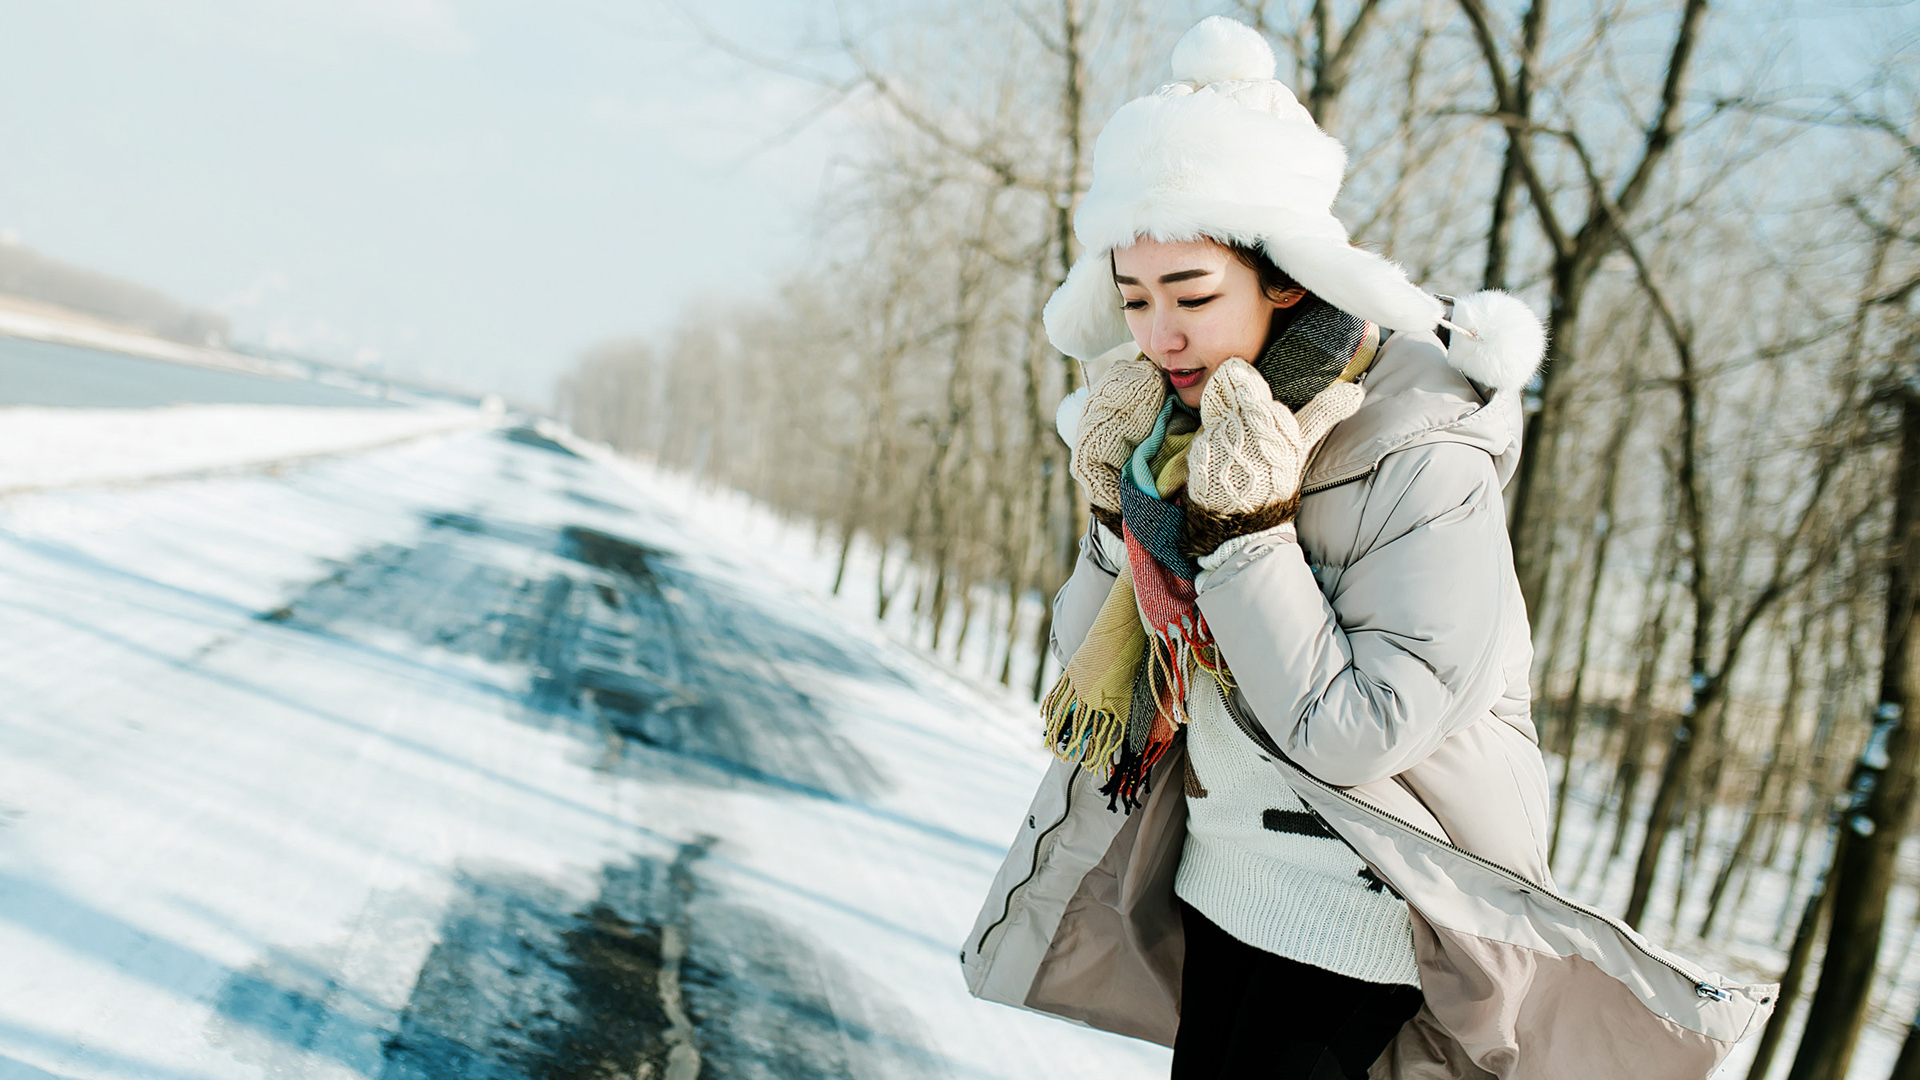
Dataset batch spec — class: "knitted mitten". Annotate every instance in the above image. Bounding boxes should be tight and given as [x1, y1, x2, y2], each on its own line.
[1185, 357, 1363, 554]
[1070, 354, 1167, 526]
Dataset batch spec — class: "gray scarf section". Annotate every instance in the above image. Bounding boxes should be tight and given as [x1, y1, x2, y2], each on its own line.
[1253, 296, 1369, 410]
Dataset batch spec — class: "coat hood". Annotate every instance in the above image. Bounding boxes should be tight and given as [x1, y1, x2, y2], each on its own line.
[1304, 320, 1529, 493]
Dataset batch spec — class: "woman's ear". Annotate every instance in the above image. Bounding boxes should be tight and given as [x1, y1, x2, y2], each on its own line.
[1272, 286, 1308, 309]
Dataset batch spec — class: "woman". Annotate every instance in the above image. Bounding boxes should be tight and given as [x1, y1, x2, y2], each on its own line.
[961, 17, 1774, 1080]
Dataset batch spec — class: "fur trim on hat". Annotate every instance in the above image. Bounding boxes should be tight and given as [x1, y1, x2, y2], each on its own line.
[1043, 256, 1129, 366]
[1042, 210, 1444, 362]
[1042, 17, 1442, 362]
[1055, 385, 1089, 445]
[1445, 290, 1547, 393]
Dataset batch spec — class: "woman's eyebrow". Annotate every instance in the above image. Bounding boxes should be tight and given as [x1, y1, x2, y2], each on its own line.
[1111, 268, 1216, 285]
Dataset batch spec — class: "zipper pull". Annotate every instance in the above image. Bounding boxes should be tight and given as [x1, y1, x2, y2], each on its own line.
[1696, 984, 1731, 1002]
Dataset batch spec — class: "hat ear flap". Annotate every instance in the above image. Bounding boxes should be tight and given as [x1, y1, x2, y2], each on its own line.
[1262, 231, 1444, 331]
[1044, 250, 1134, 361]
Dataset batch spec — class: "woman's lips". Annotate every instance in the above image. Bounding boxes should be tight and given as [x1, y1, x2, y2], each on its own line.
[1165, 367, 1205, 389]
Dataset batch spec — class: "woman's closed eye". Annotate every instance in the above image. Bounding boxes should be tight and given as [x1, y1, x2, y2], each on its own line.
[1119, 293, 1218, 310]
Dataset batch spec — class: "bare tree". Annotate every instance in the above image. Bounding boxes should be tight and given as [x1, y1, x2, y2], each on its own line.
[1455, 0, 1712, 620]
[1787, 370, 1920, 1080]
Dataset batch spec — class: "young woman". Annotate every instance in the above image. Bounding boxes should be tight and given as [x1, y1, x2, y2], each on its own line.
[962, 17, 1774, 1080]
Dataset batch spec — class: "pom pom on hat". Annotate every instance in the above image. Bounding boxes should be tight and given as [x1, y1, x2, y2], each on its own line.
[1443, 290, 1547, 392]
[1171, 16, 1276, 85]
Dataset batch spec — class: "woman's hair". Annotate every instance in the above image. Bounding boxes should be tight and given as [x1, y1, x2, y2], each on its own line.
[1223, 240, 1303, 304]
[1107, 237, 1305, 303]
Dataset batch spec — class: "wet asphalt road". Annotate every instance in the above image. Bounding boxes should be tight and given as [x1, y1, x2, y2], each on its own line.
[241, 432, 938, 1079]
[2, 343, 989, 1077]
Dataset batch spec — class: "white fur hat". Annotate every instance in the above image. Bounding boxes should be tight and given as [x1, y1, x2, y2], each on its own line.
[1042, 16, 1445, 362]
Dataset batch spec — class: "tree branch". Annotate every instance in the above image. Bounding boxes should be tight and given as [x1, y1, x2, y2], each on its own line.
[1611, 0, 1711, 217]
[1454, 0, 1574, 259]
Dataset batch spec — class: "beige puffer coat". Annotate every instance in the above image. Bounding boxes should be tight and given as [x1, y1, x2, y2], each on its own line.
[961, 328, 1777, 1079]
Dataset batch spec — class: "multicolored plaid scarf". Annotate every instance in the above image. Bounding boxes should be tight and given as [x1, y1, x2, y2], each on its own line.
[1042, 298, 1380, 812]
[1043, 399, 1230, 811]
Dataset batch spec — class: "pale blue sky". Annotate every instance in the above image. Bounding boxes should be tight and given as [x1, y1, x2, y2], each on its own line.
[0, 0, 844, 403]
[0, 2, 1908, 405]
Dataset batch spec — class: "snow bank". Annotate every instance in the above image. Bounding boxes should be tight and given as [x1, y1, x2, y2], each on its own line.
[0, 403, 492, 493]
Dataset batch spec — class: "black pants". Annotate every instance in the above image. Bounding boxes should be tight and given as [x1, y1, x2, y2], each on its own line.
[1171, 903, 1424, 1080]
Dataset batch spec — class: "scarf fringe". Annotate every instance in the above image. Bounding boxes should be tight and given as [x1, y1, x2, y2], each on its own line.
[1042, 670, 1127, 773]
[1187, 611, 1235, 690]
[1047, 627, 1231, 814]
[1148, 616, 1234, 699]
[1100, 736, 1172, 813]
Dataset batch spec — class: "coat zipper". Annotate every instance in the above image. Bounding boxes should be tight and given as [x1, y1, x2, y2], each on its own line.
[1212, 680, 1733, 1002]
[1299, 461, 1376, 497]
[974, 765, 1077, 955]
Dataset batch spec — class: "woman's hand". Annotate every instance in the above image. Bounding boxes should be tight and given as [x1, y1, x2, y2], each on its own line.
[1186, 357, 1362, 545]
[1069, 354, 1167, 522]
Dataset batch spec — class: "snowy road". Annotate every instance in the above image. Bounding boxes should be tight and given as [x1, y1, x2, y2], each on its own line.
[0, 420, 1167, 1079]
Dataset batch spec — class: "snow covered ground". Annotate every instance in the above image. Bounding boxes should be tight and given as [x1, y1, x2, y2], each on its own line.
[0, 411, 1168, 1079]
[0, 404, 489, 494]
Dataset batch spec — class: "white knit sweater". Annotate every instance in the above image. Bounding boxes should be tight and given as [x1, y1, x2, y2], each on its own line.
[1175, 675, 1421, 986]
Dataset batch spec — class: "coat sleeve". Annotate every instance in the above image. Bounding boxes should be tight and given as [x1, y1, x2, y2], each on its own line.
[1049, 518, 1123, 668]
[1195, 442, 1519, 787]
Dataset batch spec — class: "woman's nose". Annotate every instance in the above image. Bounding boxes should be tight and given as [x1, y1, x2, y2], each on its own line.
[1150, 313, 1185, 357]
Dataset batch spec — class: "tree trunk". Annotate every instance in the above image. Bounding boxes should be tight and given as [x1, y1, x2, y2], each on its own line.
[998, 580, 1023, 686]
[1777, 642, 1850, 947]
[1549, 386, 1637, 864]
[1700, 699, 1797, 938]
[1460, 0, 1712, 618]
[1890, 998, 1920, 1080]
[1627, 247, 1722, 929]
[1030, 603, 1056, 701]
[1479, 0, 1547, 292]
[1626, 689, 1721, 928]
[1604, 550, 1679, 888]
[1785, 388, 1920, 1080]
[1748, 877, 1836, 1080]
[1569, 702, 1626, 892]
[1509, 338, 1569, 625]
[875, 541, 896, 621]
[1702, 612, 1815, 937]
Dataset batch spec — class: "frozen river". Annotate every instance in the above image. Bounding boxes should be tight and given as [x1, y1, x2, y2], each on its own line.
[0, 336, 399, 409]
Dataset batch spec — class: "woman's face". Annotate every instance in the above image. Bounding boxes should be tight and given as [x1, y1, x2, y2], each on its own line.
[1112, 237, 1300, 407]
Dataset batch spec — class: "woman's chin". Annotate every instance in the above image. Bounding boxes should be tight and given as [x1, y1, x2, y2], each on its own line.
[1175, 384, 1205, 409]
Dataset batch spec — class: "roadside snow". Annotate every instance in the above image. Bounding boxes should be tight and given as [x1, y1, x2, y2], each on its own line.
[0, 404, 491, 493]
